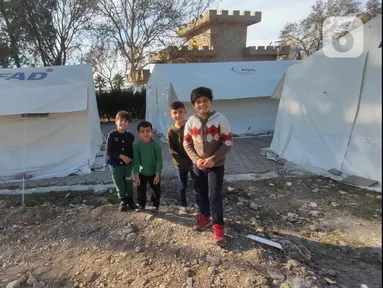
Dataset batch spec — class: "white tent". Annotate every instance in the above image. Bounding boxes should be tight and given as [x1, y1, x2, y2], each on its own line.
[270, 15, 382, 190]
[0, 64, 103, 181]
[146, 60, 297, 137]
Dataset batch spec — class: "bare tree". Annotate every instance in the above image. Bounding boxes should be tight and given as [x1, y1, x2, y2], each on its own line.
[280, 0, 362, 60]
[18, 0, 95, 66]
[85, 42, 126, 90]
[358, 0, 382, 22]
[94, 0, 220, 85]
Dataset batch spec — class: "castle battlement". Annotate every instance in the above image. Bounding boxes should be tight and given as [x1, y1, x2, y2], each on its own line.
[148, 45, 217, 63]
[243, 45, 290, 56]
[176, 9, 262, 36]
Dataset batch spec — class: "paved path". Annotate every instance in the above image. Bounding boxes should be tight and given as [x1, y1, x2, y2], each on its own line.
[0, 122, 301, 190]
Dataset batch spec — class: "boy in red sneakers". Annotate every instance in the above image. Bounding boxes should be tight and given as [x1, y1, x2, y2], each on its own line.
[183, 87, 233, 245]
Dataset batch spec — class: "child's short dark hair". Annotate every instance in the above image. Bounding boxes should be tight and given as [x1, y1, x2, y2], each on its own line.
[190, 87, 213, 105]
[170, 101, 185, 110]
[137, 121, 153, 132]
[115, 110, 132, 122]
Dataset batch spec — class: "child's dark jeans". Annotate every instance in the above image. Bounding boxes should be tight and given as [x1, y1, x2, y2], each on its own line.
[193, 165, 225, 225]
[178, 169, 199, 207]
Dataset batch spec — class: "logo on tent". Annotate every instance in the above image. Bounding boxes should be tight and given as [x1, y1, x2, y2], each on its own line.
[0, 71, 50, 81]
[230, 66, 256, 75]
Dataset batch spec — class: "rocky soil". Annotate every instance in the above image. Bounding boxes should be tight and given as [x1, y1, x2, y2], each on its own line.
[0, 176, 381, 288]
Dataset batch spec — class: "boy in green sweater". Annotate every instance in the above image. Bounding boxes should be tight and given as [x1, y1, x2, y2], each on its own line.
[133, 121, 163, 212]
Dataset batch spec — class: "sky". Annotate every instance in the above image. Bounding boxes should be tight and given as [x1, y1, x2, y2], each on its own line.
[215, 0, 319, 47]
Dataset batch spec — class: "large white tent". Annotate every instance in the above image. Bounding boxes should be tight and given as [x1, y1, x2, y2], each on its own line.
[0, 64, 103, 181]
[146, 60, 297, 137]
[270, 15, 382, 190]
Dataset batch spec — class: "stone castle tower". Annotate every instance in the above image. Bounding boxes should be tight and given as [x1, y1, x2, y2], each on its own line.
[149, 10, 289, 63]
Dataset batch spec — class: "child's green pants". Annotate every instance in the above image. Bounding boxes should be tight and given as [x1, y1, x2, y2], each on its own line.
[109, 164, 134, 203]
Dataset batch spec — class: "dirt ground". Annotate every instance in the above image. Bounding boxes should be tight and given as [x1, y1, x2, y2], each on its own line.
[0, 175, 381, 288]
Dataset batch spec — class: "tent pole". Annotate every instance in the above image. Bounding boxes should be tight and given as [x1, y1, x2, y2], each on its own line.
[21, 113, 27, 209]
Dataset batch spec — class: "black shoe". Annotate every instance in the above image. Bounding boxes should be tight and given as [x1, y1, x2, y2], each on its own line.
[119, 202, 128, 212]
[135, 206, 144, 212]
[128, 203, 138, 209]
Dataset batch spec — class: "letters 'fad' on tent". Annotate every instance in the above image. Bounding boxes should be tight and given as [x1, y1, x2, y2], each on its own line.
[0, 64, 103, 181]
[146, 60, 297, 137]
[270, 15, 382, 191]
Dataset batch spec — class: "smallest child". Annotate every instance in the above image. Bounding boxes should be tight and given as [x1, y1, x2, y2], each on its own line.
[168, 101, 199, 212]
[133, 121, 163, 212]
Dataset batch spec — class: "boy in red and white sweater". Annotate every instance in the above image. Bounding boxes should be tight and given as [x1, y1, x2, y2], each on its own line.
[183, 87, 233, 245]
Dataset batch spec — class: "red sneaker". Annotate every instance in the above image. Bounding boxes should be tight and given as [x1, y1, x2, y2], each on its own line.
[213, 224, 225, 244]
[193, 214, 211, 231]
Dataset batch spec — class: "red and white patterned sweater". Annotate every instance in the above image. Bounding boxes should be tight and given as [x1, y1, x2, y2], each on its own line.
[183, 111, 233, 167]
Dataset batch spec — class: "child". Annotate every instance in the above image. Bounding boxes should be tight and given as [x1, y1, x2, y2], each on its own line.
[168, 101, 199, 213]
[183, 87, 233, 245]
[133, 121, 163, 212]
[105, 110, 136, 212]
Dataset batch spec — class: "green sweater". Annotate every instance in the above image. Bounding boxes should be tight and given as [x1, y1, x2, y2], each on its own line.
[133, 139, 163, 176]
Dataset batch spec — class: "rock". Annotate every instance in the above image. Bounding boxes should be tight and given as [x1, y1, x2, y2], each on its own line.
[250, 203, 259, 210]
[206, 255, 221, 266]
[34, 266, 50, 275]
[376, 195, 381, 199]
[0, 200, 7, 208]
[308, 225, 318, 231]
[269, 183, 275, 186]
[159, 285, 166, 288]
[319, 269, 337, 277]
[191, 260, 198, 266]
[32, 282, 46, 288]
[135, 246, 142, 253]
[186, 277, 193, 287]
[287, 213, 299, 222]
[27, 275, 37, 286]
[208, 266, 216, 275]
[6, 280, 21, 288]
[280, 283, 291, 288]
[18, 276, 27, 284]
[126, 233, 138, 243]
[241, 272, 268, 287]
[120, 225, 134, 235]
[339, 190, 348, 194]
[227, 187, 235, 192]
[87, 272, 99, 282]
[145, 215, 154, 221]
[268, 268, 286, 282]
[286, 182, 293, 186]
[312, 189, 319, 193]
[309, 202, 318, 208]
[287, 259, 302, 268]
[331, 202, 339, 207]
[309, 211, 320, 217]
